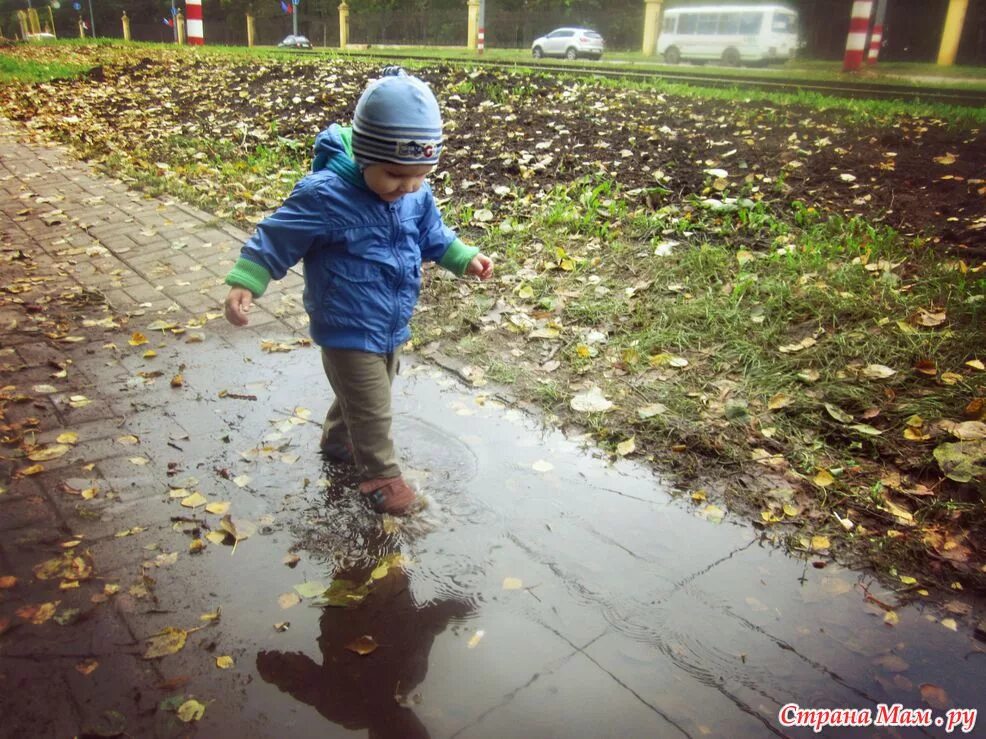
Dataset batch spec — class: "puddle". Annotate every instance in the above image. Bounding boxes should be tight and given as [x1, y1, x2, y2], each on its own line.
[111, 349, 986, 737]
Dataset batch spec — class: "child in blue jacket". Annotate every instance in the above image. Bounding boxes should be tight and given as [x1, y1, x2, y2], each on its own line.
[223, 68, 493, 516]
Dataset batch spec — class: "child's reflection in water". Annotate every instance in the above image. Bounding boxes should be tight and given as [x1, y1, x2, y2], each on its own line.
[257, 558, 474, 739]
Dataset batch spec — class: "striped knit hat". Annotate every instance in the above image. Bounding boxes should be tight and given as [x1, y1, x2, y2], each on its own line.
[352, 67, 444, 167]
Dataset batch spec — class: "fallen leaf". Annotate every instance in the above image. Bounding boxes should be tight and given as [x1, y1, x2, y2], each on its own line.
[861, 364, 896, 379]
[216, 655, 234, 669]
[920, 683, 951, 710]
[502, 577, 523, 590]
[467, 630, 485, 648]
[531, 460, 554, 473]
[570, 386, 613, 413]
[278, 592, 301, 609]
[75, 659, 99, 676]
[293, 581, 326, 599]
[767, 393, 794, 410]
[813, 469, 836, 487]
[128, 332, 148, 346]
[180, 492, 207, 509]
[27, 444, 71, 462]
[205, 501, 231, 515]
[346, 635, 379, 656]
[177, 699, 206, 722]
[615, 437, 636, 456]
[143, 627, 188, 659]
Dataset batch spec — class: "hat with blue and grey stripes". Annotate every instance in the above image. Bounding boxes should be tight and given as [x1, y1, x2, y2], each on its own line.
[352, 67, 444, 168]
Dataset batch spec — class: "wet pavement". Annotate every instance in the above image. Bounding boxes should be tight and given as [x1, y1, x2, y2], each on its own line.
[1, 116, 984, 738]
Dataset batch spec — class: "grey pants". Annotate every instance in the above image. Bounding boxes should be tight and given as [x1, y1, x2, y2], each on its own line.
[320, 347, 401, 481]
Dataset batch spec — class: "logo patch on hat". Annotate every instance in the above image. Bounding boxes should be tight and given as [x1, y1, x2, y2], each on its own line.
[395, 139, 442, 159]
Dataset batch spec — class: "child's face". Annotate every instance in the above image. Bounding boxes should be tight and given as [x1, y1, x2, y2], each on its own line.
[363, 162, 434, 202]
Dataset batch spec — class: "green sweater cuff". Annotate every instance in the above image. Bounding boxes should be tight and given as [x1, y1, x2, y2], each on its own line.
[439, 238, 479, 277]
[225, 258, 271, 297]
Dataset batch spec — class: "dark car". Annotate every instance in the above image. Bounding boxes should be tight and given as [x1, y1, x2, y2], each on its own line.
[278, 35, 313, 49]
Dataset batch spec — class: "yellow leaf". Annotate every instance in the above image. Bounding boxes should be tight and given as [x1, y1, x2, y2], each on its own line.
[143, 626, 187, 659]
[345, 635, 378, 656]
[177, 699, 206, 722]
[813, 469, 835, 487]
[200, 608, 221, 622]
[278, 592, 301, 609]
[75, 659, 99, 675]
[615, 437, 636, 456]
[116, 435, 139, 445]
[767, 393, 793, 410]
[810, 535, 830, 551]
[293, 581, 326, 599]
[143, 350, 157, 359]
[899, 575, 918, 585]
[205, 530, 228, 545]
[966, 359, 984, 371]
[883, 610, 899, 626]
[170, 374, 184, 388]
[690, 490, 707, 502]
[205, 501, 231, 515]
[933, 153, 957, 165]
[782, 503, 800, 517]
[27, 444, 71, 462]
[941, 618, 958, 632]
[467, 629, 485, 649]
[502, 577, 523, 590]
[128, 332, 148, 346]
[180, 492, 207, 509]
[216, 655, 234, 669]
[56, 432, 79, 444]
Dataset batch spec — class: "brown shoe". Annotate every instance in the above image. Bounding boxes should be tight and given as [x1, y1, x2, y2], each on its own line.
[359, 476, 417, 516]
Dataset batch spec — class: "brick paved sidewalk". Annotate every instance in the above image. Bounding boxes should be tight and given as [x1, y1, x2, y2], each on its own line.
[0, 117, 312, 736]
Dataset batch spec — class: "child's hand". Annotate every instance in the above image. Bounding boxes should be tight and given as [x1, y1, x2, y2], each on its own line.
[224, 287, 253, 326]
[466, 253, 494, 281]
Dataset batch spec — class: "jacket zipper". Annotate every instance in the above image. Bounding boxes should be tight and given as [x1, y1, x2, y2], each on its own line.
[388, 202, 403, 353]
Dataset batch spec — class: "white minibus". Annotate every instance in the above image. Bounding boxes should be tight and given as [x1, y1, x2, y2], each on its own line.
[656, 4, 799, 66]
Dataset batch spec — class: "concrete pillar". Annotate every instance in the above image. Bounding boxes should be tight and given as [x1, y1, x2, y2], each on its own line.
[17, 10, 29, 39]
[122, 12, 131, 41]
[642, 0, 663, 56]
[246, 13, 255, 47]
[937, 0, 969, 66]
[28, 8, 41, 34]
[338, 2, 349, 48]
[467, 0, 479, 50]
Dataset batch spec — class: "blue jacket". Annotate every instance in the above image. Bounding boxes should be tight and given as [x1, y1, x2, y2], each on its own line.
[225, 124, 477, 354]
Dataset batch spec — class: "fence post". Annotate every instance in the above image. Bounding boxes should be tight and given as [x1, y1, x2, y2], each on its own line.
[176, 11, 186, 44]
[937, 0, 969, 66]
[467, 0, 478, 50]
[842, 1, 873, 72]
[642, 0, 663, 56]
[246, 13, 255, 47]
[122, 12, 131, 41]
[78, 17, 86, 38]
[338, 2, 349, 48]
[16, 10, 29, 39]
[28, 8, 41, 34]
[866, 0, 886, 64]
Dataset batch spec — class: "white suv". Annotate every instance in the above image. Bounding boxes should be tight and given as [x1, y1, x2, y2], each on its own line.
[532, 28, 605, 60]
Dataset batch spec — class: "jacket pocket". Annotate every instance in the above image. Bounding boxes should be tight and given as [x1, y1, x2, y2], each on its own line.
[322, 259, 388, 332]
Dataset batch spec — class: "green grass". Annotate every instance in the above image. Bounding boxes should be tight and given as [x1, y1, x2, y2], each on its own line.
[0, 54, 90, 83]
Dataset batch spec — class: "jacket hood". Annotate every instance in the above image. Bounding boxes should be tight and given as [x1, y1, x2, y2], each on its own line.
[312, 124, 363, 188]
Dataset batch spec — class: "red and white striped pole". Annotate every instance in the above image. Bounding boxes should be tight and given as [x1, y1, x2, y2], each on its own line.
[477, 0, 485, 54]
[866, 0, 888, 64]
[842, 0, 873, 71]
[185, 0, 204, 45]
